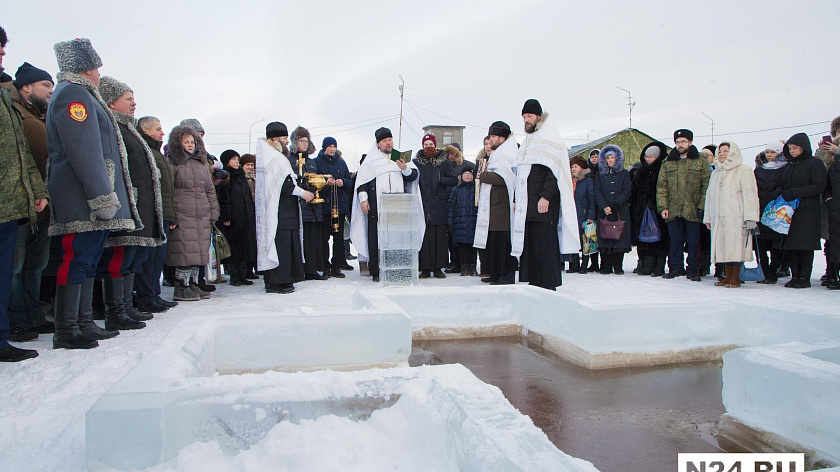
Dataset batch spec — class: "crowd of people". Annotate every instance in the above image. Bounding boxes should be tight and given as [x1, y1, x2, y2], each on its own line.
[1, 31, 838, 364]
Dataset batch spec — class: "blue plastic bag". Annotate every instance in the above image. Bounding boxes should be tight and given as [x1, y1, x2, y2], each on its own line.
[760, 196, 800, 235]
[638, 207, 661, 243]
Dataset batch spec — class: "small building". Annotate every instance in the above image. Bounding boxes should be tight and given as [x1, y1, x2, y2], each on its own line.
[422, 125, 466, 149]
[569, 128, 670, 170]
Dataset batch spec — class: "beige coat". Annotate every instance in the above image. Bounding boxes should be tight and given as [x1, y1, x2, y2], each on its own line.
[703, 142, 760, 263]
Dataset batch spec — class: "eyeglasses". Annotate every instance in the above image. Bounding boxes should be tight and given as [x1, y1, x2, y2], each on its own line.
[675, 139, 690, 145]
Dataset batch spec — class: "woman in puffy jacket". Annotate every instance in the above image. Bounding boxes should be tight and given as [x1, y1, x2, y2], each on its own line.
[753, 140, 786, 283]
[593, 145, 632, 274]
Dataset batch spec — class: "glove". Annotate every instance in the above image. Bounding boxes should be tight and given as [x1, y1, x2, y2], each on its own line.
[696, 209, 704, 221]
[780, 190, 794, 201]
[745, 221, 757, 231]
[94, 204, 118, 220]
[212, 169, 229, 181]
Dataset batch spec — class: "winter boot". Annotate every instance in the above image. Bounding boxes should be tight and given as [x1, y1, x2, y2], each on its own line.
[189, 268, 211, 299]
[460, 265, 469, 276]
[637, 256, 654, 276]
[468, 264, 479, 276]
[103, 277, 146, 331]
[821, 263, 837, 287]
[797, 265, 813, 288]
[784, 265, 800, 288]
[245, 265, 259, 280]
[162, 265, 175, 287]
[174, 268, 201, 301]
[777, 264, 791, 278]
[92, 278, 106, 320]
[651, 256, 667, 277]
[827, 265, 840, 290]
[587, 252, 600, 272]
[359, 261, 369, 277]
[77, 278, 119, 340]
[613, 253, 625, 275]
[725, 265, 742, 288]
[713, 263, 724, 280]
[579, 256, 589, 274]
[122, 274, 153, 321]
[53, 283, 99, 350]
[716, 266, 732, 286]
[632, 258, 642, 274]
[569, 256, 581, 274]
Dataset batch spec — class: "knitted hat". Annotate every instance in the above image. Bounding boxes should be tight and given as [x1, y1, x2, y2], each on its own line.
[461, 167, 474, 176]
[450, 142, 461, 151]
[488, 121, 511, 137]
[570, 156, 588, 169]
[673, 129, 693, 142]
[266, 121, 288, 138]
[375, 127, 392, 142]
[54, 38, 103, 73]
[702, 144, 717, 156]
[644, 146, 661, 159]
[589, 148, 600, 157]
[239, 153, 256, 166]
[219, 149, 240, 166]
[13, 62, 53, 88]
[765, 140, 785, 155]
[180, 118, 205, 134]
[522, 98, 542, 116]
[322, 136, 337, 149]
[422, 133, 437, 147]
[98, 76, 132, 105]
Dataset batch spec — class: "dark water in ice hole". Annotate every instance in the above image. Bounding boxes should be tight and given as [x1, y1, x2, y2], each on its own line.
[414, 337, 726, 472]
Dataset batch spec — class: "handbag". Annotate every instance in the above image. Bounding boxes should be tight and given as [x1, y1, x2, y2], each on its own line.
[599, 214, 625, 240]
[582, 220, 598, 255]
[739, 232, 765, 282]
[211, 223, 232, 261]
[638, 207, 661, 243]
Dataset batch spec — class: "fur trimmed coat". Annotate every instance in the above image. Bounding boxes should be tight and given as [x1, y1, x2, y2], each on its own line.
[165, 126, 219, 267]
[413, 149, 458, 225]
[594, 145, 632, 250]
[703, 142, 760, 263]
[630, 141, 670, 252]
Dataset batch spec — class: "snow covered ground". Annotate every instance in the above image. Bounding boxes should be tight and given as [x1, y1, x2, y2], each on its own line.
[1, 250, 837, 471]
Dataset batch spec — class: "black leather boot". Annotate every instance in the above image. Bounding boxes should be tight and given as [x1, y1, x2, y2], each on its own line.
[78, 278, 119, 340]
[123, 274, 153, 321]
[637, 256, 654, 276]
[53, 283, 99, 349]
[104, 277, 146, 331]
[651, 256, 667, 277]
[92, 278, 106, 320]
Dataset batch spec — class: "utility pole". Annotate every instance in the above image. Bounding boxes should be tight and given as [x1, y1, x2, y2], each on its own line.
[616, 86, 636, 129]
[701, 112, 714, 144]
[398, 75, 405, 149]
[248, 118, 266, 153]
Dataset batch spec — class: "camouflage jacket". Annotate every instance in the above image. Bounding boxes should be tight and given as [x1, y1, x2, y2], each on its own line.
[0, 83, 49, 225]
[656, 145, 711, 223]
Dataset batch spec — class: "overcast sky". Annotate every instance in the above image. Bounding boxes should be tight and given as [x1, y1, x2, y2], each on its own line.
[3, 0, 838, 169]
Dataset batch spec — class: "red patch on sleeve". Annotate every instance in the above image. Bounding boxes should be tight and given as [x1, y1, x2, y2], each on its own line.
[68, 102, 88, 122]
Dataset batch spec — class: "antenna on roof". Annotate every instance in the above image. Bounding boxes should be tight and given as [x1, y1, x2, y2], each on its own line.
[616, 86, 634, 129]
[701, 112, 714, 144]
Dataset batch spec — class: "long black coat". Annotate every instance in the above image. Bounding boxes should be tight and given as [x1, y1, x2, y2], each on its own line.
[278, 176, 301, 230]
[753, 153, 785, 244]
[777, 133, 827, 250]
[218, 166, 257, 264]
[413, 150, 458, 225]
[523, 164, 560, 223]
[448, 181, 478, 245]
[594, 145, 632, 250]
[825, 160, 840, 264]
[629, 142, 670, 252]
[314, 149, 352, 215]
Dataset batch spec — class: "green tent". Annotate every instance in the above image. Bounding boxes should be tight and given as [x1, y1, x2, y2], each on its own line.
[569, 128, 671, 170]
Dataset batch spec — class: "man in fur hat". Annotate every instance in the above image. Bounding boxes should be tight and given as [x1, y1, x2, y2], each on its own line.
[288, 126, 328, 280]
[255, 122, 313, 294]
[350, 127, 420, 282]
[513, 99, 579, 291]
[46, 38, 143, 349]
[97, 76, 168, 326]
[656, 129, 711, 281]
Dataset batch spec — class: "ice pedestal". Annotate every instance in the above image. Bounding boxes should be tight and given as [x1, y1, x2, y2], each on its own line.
[378, 192, 422, 286]
[720, 342, 840, 467]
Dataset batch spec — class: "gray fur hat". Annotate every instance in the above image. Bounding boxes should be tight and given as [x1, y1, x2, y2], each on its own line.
[54, 38, 103, 73]
[180, 118, 205, 134]
[99, 76, 132, 105]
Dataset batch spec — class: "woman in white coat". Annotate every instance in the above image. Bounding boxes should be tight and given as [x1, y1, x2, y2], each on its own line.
[703, 141, 760, 287]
